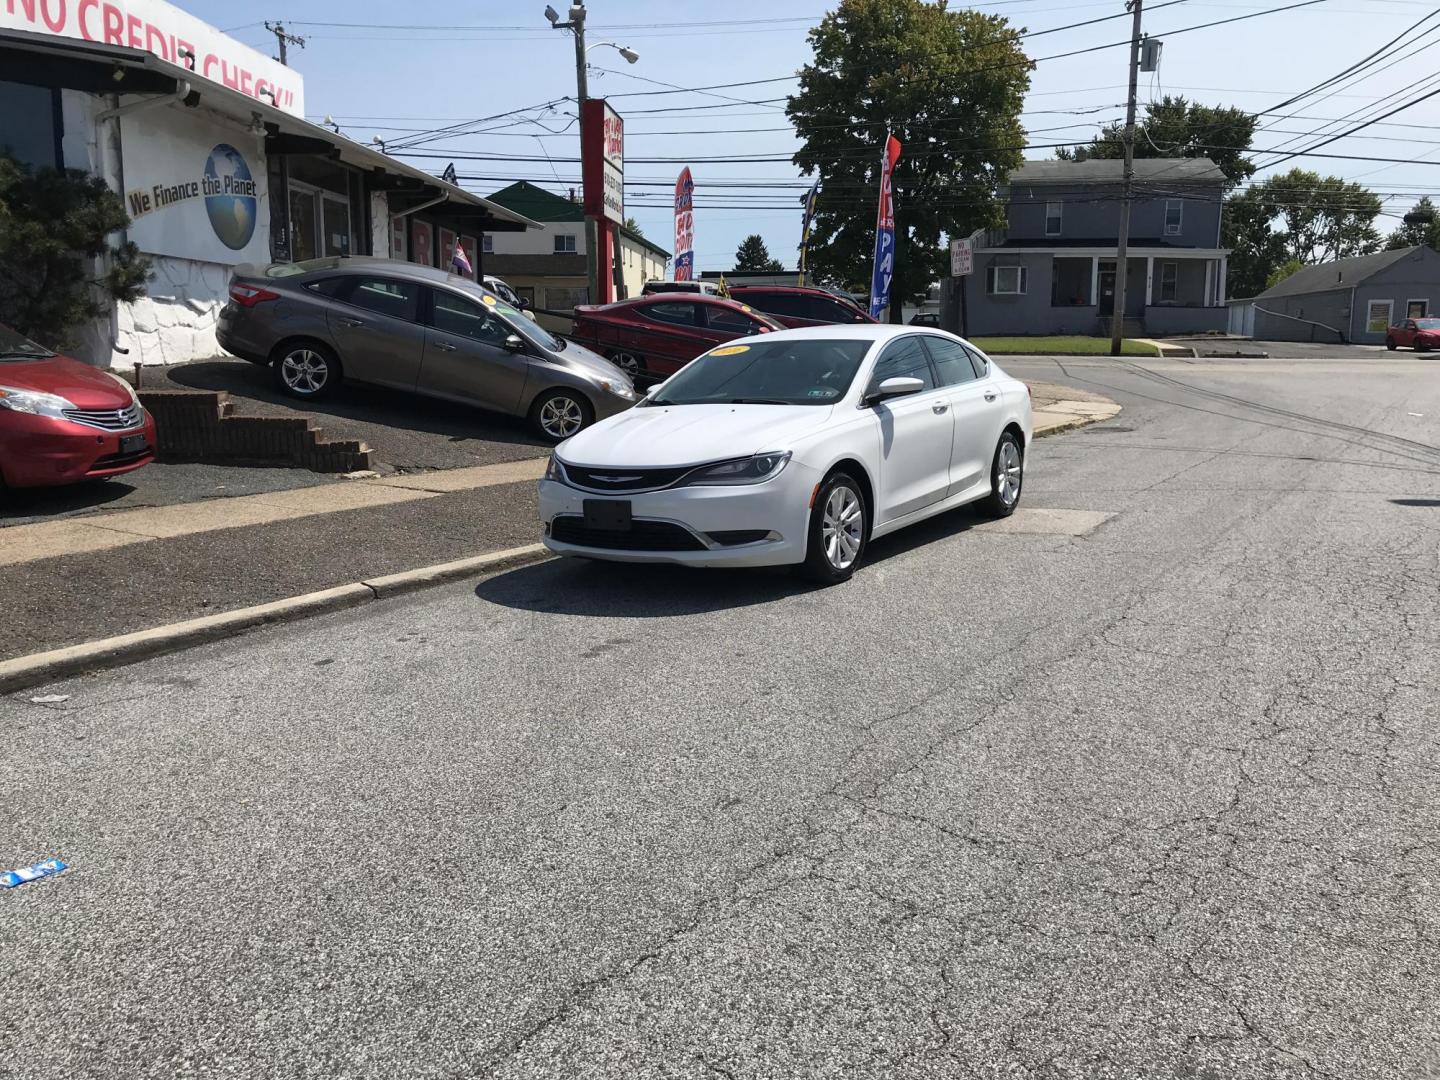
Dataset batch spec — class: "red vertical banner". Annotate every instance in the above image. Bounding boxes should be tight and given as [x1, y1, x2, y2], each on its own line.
[868, 135, 902, 319]
[673, 167, 694, 281]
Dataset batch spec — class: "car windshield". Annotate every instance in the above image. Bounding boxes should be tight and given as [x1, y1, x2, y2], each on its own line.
[0, 323, 55, 360]
[489, 299, 563, 351]
[649, 339, 871, 406]
[1416, 319, 1440, 329]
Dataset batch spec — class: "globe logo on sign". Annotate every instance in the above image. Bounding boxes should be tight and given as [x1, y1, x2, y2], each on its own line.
[203, 143, 258, 250]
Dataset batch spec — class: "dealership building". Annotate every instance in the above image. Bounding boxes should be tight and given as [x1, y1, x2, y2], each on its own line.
[0, 1, 536, 368]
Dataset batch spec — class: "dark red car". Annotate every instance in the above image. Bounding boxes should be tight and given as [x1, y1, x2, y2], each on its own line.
[0, 322, 156, 488]
[1386, 317, 1440, 351]
[570, 294, 784, 379]
[727, 285, 875, 329]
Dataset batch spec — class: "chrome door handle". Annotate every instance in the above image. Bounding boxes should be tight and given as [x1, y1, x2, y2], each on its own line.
[434, 341, 457, 352]
[984, 391, 998, 402]
[338, 317, 364, 327]
[932, 403, 949, 414]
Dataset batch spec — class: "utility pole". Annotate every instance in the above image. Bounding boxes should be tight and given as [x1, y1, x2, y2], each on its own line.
[1110, 0, 1143, 356]
[264, 22, 305, 67]
[548, 4, 600, 304]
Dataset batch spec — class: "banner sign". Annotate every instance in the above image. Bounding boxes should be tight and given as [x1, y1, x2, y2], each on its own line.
[120, 107, 268, 265]
[580, 99, 624, 224]
[868, 135, 902, 320]
[673, 167, 695, 282]
[798, 179, 819, 286]
[1, 0, 304, 114]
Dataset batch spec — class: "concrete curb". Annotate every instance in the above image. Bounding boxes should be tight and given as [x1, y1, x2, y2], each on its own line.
[0, 544, 550, 695]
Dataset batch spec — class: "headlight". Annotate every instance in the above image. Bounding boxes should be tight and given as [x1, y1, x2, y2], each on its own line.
[544, 455, 568, 483]
[678, 452, 791, 487]
[0, 385, 76, 418]
[105, 372, 139, 406]
[598, 378, 636, 400]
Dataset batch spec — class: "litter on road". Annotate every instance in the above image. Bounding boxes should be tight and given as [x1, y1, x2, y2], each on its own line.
[2, 859, 68, 888]
[29, 694, 69, 704]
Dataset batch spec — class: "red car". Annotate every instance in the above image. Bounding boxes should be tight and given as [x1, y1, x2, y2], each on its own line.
[0, 322, 156, 488]
[727, 285, 876, 329]
[570, 295, 784, 380]
[1386, 317, 1440, 351]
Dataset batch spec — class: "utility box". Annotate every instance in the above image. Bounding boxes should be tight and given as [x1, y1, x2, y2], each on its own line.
[1140, 36, 1163, 72]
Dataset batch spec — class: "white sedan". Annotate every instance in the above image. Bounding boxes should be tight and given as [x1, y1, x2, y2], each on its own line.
[538, 325, 1033, 583]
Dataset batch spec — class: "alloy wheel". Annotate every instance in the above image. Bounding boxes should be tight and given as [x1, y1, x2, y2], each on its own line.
[539, 395, 585, 439]
[998, 439, 1022, 507]
[821, 484, 864, 570]
[281, 349, 328, 394]
[610, 352, 641, 377]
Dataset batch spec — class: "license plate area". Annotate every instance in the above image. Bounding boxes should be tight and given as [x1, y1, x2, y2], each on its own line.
[119, 434, 147, 455]
[583, 499, 632, 531]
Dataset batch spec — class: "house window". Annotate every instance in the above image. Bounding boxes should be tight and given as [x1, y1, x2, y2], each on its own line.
[1165, 200, 1183, 236]
[1045, 200, 1062, 237]
[1160, 262, 1178, 302]
[1407, 299, 1428, 318]
[554, 233, 578, 253]
[986, 265, 1027, 296]
[482, 234, 494, 254]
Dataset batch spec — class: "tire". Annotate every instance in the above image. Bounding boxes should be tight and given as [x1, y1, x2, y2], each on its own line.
[273, 341, 341, 400]
[1386, 337, 1397, 351]
[1417, 340, 1430, 352]
[608, 351, 644, 378]
[981, 431, 1024, 518]
[530, 389, 593, 442]
[799, 471, 867, 585]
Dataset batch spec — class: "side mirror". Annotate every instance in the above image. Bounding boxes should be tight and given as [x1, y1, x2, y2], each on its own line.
[865, 375, 926, 406]
[516, 297, 532, 310]
[503, 333, 526, 352]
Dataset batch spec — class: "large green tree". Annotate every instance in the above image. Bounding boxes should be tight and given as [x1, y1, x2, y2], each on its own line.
[788, 0, 1030, 319]
[734, 234, 784, 273]
[1223, 169, 1382, 297]
[1057, 96, 1258, 187]
[0, 154, 150, 346]
[1385, 196, 1440, 251]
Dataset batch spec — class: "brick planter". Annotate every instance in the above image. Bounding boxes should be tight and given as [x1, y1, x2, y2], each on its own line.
[139, 390, 373, 473]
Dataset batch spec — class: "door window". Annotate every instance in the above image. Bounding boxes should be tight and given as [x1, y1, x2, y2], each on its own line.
[322, 195, 352, 257]
[428, 290, 511, 345]
[868, 337, 936, 393]
[705, 306, 768, 335]
[288, 188, 319, 263]
[640, 301, 700, 326]
[346, 278, 419, 322]
[921, 337, 979, 386]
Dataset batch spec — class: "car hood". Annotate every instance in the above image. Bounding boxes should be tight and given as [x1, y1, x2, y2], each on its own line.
[552, 340, 628, 384]
[559, 402, 835, 467]
[0, 354, 135, 409]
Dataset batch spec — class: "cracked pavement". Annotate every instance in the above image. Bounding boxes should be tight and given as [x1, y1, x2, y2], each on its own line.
[3, 355, 1440, 1078]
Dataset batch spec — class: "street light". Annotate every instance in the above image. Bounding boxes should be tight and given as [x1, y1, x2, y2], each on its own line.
[587, 41, 639, 64]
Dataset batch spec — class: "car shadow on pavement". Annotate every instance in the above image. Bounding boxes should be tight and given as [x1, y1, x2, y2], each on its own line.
[163, 360, 548, 450]
[0, 478, 134, 522]
[474, 505, 990, 618]
[1391, 498, 1440, 506]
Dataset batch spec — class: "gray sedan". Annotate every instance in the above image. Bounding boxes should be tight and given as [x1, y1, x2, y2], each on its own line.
[216, 256, 637, 440]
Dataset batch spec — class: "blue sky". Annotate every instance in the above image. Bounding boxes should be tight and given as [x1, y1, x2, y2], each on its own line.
[184, 0, 1440, 272]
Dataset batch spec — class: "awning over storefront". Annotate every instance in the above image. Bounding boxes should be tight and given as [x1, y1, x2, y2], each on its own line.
[0, 27, 539, 235]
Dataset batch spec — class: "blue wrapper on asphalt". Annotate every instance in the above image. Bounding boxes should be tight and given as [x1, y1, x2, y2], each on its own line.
[2, 859, 67, 888]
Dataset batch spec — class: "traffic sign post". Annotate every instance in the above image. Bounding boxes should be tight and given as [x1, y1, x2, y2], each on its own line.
[950, 238, 972, 337]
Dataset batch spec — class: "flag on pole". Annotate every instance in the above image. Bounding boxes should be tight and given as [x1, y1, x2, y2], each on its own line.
[451, 240, 472, 277]
[798, 179, 820, 286]
[868, 134, 902, 320]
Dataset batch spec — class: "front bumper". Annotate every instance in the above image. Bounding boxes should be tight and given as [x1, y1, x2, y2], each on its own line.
[0, 409, 158, 487]
[537, 462, 818, 567]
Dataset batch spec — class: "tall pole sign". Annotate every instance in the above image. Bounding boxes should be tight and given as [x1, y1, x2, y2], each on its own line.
[868, 134, 902, 321]
[580, 99, 625, 304]
[673, 167, 695, 281]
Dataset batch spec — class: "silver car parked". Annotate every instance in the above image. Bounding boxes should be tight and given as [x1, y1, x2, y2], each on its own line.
[216, 256, 637, 440]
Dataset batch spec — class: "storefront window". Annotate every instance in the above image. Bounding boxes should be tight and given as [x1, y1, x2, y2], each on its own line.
[322, 195, 351, 257]
[0, 81, 60, 169]
[289, 186, 319, 263]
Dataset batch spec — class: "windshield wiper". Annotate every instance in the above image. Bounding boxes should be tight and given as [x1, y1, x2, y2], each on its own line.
[0, 349, 54, 359]
[729, 397, 790, 405]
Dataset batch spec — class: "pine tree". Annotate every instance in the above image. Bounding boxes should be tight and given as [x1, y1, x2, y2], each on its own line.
[734, 234, 784, 273]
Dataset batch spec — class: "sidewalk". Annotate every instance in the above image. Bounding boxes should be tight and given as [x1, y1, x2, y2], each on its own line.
[1, 381, 1116, 663]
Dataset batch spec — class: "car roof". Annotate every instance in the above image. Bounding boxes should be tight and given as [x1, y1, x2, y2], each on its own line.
[730, 285, 830, 295]
[286, 255, 475, 288]
[744, 324, 959, 344]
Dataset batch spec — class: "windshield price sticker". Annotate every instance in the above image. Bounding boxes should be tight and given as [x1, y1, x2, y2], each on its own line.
[711, 345, 751, 356]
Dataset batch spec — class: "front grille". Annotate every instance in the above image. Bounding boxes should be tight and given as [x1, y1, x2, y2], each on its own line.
[560, 462, 696, 494]
[551, 516, 707, 552]
[707, 530, 770, 546]
[87, 447, 153, 472]
[62, 403, 144, 431]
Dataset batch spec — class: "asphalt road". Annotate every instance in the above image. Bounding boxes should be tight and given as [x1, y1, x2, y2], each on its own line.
[4, 355, 1440, 1078]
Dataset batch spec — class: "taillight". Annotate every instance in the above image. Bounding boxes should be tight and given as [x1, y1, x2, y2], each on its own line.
[229, 282, 279, 307]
